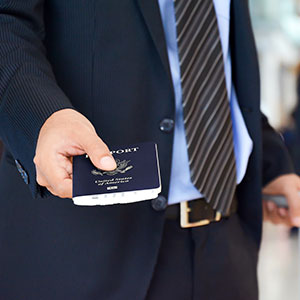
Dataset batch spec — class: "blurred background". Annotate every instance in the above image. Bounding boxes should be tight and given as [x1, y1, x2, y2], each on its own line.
[0, 1, 300, 299]
[250, 0, 300, 299]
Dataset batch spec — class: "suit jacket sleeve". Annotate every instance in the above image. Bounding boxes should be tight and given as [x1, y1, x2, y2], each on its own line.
[0, 0, 74, 197]
[262, 113, 294, 186]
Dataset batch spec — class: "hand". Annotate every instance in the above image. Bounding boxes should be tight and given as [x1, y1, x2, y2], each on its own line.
[262, 174, 300, 227]
[34, 109, 116, 198]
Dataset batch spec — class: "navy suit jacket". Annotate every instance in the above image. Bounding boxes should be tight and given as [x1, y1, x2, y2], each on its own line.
[0, 0, 293, 299]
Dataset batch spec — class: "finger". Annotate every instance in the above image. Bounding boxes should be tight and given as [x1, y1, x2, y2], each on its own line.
[278, 207, 288, 218]
[48, 176, 72, 198]
[36, 151, 73, 198]
[267, 210, 282, 225]
[263, 201, 277, 223]
[42, 162, 73, 198]
[266, 201, 276, 213]
[80, 132, 116, 170]
[46, 178, 72, 198]
[36, 167, 49, 187]
[285, 191, 300, 227]
[36, 168, 59, 196]
[262, 201, 271, 222]
[268, 210, 290, 226]
[56, 154, 73, 175]
[275, 207, 292, 226]
[264, 201, 290, 226]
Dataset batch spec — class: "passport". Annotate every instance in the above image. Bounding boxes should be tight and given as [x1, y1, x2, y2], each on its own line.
[72, 142, 161, 206]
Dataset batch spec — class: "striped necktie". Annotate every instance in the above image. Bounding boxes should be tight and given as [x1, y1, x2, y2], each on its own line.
[174, 0, 237, 215]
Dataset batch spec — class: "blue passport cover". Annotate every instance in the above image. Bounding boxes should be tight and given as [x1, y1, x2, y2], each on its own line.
[72, 142, 161, 200]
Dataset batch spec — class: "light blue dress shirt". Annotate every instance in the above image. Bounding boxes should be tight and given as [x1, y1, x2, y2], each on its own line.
[158, 0, 253, 205]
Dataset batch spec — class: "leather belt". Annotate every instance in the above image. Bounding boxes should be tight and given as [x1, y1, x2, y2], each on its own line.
[165, 194, 237, 228]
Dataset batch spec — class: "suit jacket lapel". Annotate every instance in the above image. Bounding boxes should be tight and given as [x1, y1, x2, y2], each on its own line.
[136, 0, 173, 87]
[230, 0, 260, 112]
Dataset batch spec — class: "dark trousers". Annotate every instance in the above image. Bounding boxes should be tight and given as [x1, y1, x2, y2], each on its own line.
[146, 214, 259, 300]
[0, 155, 258, 300]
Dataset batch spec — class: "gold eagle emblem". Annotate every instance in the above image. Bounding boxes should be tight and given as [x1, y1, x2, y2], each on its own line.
[91, 159, 133, 176]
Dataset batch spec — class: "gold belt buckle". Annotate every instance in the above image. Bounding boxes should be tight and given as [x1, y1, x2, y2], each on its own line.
[180, 201, 222, 228]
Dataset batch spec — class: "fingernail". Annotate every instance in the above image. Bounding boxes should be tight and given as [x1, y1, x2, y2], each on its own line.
[100, 156, 116, 170]
[292, 217, 300, 227]
[266, 201, 275, 212]
[278, 208, 287, 218]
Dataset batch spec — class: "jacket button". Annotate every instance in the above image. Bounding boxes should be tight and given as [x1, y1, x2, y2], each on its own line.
[160, 118, 174, 133]
[151, 195, 168, 211]
[15, 159, 29, 185]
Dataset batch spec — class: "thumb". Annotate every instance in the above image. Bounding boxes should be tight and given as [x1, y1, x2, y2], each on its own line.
[81, 132, 116, 171]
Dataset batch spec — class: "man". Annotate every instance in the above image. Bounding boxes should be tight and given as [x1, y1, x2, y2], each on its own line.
[0, 0, 299, 299]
